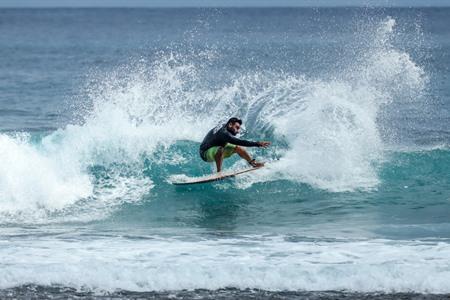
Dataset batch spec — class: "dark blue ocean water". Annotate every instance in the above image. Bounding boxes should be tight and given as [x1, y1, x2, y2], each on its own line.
[0, 7, 449, 298]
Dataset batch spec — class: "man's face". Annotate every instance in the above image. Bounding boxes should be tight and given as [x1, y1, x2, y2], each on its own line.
[228, 122, 241, 136]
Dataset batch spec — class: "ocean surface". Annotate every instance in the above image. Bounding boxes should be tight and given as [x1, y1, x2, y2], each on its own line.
[0, 7, 449, 299]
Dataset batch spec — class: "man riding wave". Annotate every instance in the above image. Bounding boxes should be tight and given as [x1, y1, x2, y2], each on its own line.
[199, 117, 270, 172]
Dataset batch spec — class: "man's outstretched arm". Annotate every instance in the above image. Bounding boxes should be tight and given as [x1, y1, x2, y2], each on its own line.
[224, 132, 270, 148]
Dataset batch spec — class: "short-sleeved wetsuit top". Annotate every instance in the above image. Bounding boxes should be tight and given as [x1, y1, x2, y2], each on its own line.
[199, 124, 259, 161]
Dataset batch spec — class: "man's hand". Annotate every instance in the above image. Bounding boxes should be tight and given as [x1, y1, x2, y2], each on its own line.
[257, 141, 271, 148]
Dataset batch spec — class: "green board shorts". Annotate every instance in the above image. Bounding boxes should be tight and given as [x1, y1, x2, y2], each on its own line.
[203, 143, 237, 162]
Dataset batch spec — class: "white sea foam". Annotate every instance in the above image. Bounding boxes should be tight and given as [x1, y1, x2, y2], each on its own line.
[229, 17, 426, 191]
[0, 235, 449, 293]
[0, 133, 92, 218]
[0, 131, 152, 223]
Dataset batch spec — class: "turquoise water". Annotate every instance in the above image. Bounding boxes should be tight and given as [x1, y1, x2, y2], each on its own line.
[0, 7, 449, 296]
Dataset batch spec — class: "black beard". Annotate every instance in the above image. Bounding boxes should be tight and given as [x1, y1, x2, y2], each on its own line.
[226, 127, 237, 136]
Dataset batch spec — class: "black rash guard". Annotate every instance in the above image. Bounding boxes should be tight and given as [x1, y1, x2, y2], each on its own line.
[199, 124, 259, 161]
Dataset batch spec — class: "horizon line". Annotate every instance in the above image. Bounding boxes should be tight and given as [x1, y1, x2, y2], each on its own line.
[1, 5, 450, 8]
[2, 0, 450, 8]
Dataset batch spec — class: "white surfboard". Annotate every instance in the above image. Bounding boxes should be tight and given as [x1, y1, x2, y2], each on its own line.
[169, 166, 263, 186]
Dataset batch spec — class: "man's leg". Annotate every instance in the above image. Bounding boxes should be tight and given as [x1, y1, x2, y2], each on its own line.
[214, 146, 224, 172]
[234, 146, 252, 162]
[212, 145, 263, 172]
[235, 146, 264, 167]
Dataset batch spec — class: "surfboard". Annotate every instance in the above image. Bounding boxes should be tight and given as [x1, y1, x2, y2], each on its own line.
[170, 166, 263, 186]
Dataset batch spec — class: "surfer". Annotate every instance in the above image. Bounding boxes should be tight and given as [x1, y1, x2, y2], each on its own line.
[199, 117, 270, 172]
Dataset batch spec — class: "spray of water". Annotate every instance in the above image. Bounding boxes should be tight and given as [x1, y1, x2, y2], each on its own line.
[0, 17, 426, 223]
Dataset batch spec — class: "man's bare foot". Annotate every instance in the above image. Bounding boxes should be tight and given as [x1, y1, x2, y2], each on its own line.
[249, 159, 264, 168]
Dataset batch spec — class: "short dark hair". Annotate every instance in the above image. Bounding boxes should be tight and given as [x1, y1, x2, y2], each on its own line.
[226, 117, 242, 126]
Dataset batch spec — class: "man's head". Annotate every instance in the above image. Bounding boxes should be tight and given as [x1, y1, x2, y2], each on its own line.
[226, 117, 242, 136]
